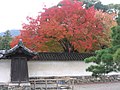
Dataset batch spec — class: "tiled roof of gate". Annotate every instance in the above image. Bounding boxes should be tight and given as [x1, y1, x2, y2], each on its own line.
[35, 52, 95, 61]
[0, 40, 37, 59]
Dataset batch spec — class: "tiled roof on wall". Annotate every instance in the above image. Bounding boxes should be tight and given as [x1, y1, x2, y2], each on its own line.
[34, 52, 95, 61]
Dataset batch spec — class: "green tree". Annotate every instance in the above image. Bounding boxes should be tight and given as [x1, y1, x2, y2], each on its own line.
[77, 0, 108, 11]
[0, 30, 12, 50]
[0, 36, 3, 49]
[107, 4, 120, 13]
[113, 48, 120, 71]
[85, 49, 114, 77]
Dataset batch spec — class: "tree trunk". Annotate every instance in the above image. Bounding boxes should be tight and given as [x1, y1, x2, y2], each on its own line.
[59, 38, 78, 53]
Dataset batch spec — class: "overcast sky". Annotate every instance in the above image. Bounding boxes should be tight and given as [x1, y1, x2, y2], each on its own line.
[0, 0, 120, 33]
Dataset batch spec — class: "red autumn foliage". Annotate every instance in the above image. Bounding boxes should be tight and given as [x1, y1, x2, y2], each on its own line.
[11, 0, 106, 52]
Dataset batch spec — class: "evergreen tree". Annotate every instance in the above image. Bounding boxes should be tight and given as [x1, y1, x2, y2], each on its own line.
[0, 36, 3, 49]
[0, 30, 12, 50]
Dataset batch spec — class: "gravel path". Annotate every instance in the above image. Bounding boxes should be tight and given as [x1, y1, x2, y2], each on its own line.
[74, 82, 120, 90]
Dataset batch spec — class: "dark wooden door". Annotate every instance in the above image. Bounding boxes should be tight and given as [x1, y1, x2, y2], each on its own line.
[11, 57, 29, 83]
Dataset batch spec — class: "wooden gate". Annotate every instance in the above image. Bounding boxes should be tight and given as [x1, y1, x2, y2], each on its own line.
[11, 57, 29, 83]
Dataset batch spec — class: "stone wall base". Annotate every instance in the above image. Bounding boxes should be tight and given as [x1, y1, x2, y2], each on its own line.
[8, 86, 31, 90]
[70, 75, 120, 84]
[8, 83, 31, 90]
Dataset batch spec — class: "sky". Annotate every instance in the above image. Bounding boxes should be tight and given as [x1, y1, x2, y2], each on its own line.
[0, 0, 120, 33]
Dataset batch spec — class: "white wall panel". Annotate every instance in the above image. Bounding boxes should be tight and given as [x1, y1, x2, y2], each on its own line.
[0, 60, 11, 83]
[28, 61, 92, 77]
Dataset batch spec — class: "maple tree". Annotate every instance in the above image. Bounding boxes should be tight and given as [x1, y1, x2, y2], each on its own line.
[11, 0, 112, 52]
[95, 10, 117, 48]
[84, 12, 120, 77]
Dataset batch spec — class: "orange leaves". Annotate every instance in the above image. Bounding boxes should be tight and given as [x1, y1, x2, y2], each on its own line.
[95, 10, 117, 29]
[95, 10, 117, 47]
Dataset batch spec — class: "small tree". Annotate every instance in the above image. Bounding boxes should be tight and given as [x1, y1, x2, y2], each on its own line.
[85, 49, 114, 77]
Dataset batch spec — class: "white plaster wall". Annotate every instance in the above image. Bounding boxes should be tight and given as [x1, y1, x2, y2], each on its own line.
[0, 60, 119, 83]
[0, 60, 11, 83]
[28, 61, 93, 77]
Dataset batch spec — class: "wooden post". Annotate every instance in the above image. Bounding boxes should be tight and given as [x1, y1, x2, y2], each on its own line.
[34, 80, 36, 90]
[45, 79, 47, 90]
[68, 79, 70, 89]
[56, 79, 59, 90]
[72, 78, 74, 90]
